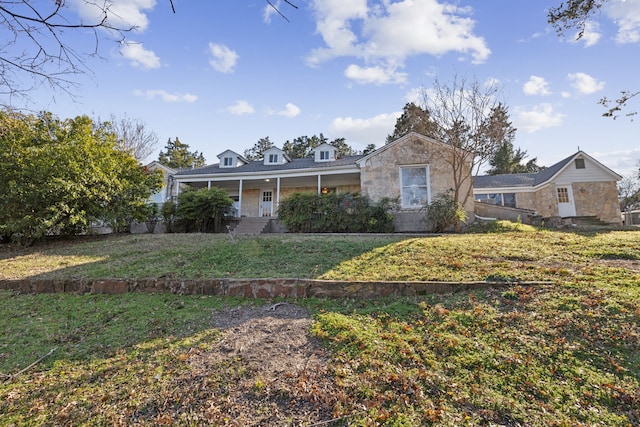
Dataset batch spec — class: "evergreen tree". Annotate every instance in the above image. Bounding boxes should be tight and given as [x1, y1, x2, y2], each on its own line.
[484, 104, 542, 175]
[243, 136, 275, 161]
[158, 137, 205, 169]
[282, 135, 325, 158]
[386, 102, 439, 144]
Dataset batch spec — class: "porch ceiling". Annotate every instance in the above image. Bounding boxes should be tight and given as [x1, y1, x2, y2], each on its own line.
[184, 172, 361, 191]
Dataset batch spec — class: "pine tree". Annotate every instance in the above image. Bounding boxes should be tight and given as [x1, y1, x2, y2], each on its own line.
[386, 102, 439, 144]
[158, 137, 206, 169]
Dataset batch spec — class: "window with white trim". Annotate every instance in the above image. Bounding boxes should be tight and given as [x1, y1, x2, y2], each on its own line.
[223, 157, 233, 167]
[401, 166, 430, 208]
[268, 154, 278, 163]
[557, 187, 570, 203]
[320, 150, 330, 160]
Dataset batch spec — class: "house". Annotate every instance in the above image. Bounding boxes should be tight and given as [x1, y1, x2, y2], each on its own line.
[146, 161, 179, 206]
[473, 151, 622, 225]
[153, 132, 473, 232]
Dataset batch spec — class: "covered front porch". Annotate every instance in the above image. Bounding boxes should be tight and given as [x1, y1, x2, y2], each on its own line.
[174, 169, 361, 218]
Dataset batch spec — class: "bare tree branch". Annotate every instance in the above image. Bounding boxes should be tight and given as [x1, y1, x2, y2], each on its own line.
[0, 0, 136, 104]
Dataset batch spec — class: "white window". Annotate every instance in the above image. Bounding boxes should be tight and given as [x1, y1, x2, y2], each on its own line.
[401, 166, 430, 208]
[575, 158, 585, 169]
[223, 157, 233, 167]
[557, 187, 570, 203]
[268, 154, 278, 163]
[320, 150, 330, 160]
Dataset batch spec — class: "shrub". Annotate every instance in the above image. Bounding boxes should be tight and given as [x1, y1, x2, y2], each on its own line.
[423, 190, 467, 233]
[173, 188, 235, 233]
[278, 192, 396, 233]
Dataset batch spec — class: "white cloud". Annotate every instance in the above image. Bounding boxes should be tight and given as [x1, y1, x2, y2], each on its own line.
[604, 0, 640, 43]
[523, 76, 551, 96]
[344, 64, 407, 85]
[592, 147, 640, 177]
[307, 0, 490, 79]
[514, 103, 565, 133]
[120, 42, 160, 69]
[270, 103, 301, 118]
[208, 43, 239, 73]
[568, 72, 605, 94]
[227, 100, 255, 115]
[329, 111, 401, 145]
[133, 89, 197, 103]
[574, 22, 602, 46]
[71, 0, 156, 32]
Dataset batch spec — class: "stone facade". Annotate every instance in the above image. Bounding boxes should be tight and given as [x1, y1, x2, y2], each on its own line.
[571, 181, 621, 224]
[359, 134, 474, 231]
[514, 182, 621, 224]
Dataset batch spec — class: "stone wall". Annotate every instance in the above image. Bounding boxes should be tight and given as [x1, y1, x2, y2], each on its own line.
[512, 182, 621, 224]
[0, 277, 540, 298]
[571, 181, 621, 224]
[360, 134, 473, 232]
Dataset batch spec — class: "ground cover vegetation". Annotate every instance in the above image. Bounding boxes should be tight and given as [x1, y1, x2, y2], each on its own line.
[0, 225, 639, 425]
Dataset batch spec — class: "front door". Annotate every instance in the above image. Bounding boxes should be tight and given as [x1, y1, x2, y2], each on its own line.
[259, 189, 273, 217]
[556, 186, 576, 217]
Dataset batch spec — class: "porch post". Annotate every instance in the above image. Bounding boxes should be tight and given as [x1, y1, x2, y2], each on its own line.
[317, 174, 321, 194]
[238, 179, 243, 217]
[276, 177, 281, 213]
[207, 180, 211, 189]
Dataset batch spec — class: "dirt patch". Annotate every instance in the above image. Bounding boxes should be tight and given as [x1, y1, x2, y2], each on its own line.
[181, 303, 346, 426]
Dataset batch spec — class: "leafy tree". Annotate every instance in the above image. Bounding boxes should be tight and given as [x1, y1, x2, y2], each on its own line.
[158, 137, 205, 169]
[174, 188, 235, 233]
[99, 114, 159, 162]
[548, 0, 637, 119]
[244, 136, 275, 161]
[386, 102, 439, 144]
[0, 110, 162, 244]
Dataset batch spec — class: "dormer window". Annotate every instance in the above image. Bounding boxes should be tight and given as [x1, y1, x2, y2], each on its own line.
[263, 147, 289, 165]
[314, 143, 337, 162]
[217, 150, 248, 169]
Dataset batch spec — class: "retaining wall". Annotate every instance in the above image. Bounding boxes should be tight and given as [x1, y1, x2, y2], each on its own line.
[0, 277, 546, 299]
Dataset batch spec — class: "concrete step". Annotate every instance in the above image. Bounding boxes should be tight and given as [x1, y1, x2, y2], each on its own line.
[232, 217, 271, 235]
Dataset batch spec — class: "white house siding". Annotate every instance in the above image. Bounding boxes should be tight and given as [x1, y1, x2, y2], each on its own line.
[554, 157, 617, 184]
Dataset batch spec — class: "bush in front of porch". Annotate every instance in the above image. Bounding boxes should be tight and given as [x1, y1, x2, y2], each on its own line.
[278, 192, 397, 233]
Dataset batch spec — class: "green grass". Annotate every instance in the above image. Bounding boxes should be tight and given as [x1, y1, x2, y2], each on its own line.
[1, 226, 639, 425]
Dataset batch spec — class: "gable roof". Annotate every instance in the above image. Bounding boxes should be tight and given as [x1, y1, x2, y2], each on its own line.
[474, 151, 622, 190]
[356, 131, 468, 166]
[217, 149, 249, 164]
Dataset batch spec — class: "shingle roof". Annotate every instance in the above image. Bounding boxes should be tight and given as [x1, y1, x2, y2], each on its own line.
[473, 152, 578, 189]
[175, 155, 364, 176]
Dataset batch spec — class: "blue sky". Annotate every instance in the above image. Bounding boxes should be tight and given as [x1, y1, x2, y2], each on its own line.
[13, 0, 640, 177]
